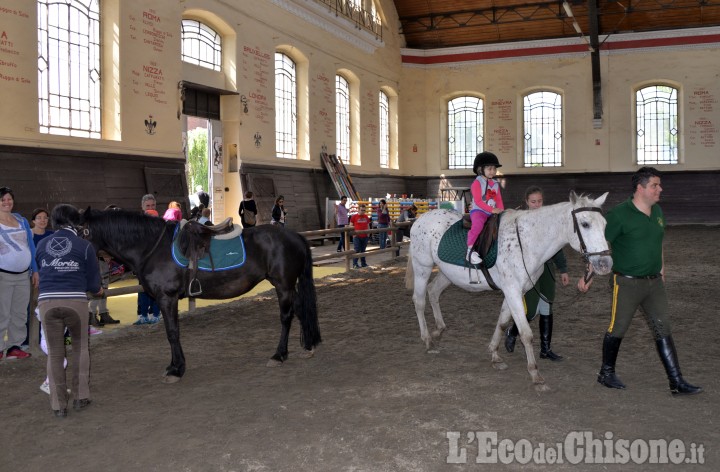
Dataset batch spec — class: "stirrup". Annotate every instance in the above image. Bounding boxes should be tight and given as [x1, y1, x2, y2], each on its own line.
[188, 278, 203, 297]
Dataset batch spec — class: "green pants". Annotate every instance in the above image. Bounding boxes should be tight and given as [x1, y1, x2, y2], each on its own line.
[524, 264, 555, 321]
[608, 275, 671, 339]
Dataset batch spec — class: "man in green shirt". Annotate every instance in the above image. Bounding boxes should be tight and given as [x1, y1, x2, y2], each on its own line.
[582, 167, 701, 395]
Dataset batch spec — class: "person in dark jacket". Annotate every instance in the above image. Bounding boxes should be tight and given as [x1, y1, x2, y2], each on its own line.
[36, 204, 102, 417]
[238, 191, 258, 228]
[271, 195, 287, 227]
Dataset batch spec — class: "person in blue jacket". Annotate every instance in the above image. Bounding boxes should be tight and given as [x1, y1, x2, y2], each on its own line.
[36, 204, 102, 417]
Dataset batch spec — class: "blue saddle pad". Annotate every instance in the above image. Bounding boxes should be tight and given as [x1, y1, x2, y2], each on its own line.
[437, 219, 498, 269]
[171, 226, 246, 271]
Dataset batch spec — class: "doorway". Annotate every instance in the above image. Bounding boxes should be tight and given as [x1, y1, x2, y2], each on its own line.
[184, 116, 223, 223]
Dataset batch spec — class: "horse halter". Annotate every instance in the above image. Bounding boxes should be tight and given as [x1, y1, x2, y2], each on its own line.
[570, 207, 612, 262]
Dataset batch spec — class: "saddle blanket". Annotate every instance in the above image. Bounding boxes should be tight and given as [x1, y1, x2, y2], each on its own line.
[171, 225, 246, 271]
[437, 219, 498, 269]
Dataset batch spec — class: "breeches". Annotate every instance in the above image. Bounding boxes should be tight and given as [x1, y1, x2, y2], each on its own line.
[88, 296, 108, 314]
[607, 275, 671, 339]
[39, 299, 91, 410]
[467, 211, 489, 246]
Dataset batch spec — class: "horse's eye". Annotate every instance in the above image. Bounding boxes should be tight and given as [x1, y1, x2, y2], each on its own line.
[581, 222, 590, 228]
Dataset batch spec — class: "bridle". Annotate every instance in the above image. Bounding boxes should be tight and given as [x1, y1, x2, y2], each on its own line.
[571, 207, 612, 262]
[571, 206, 612, 284]
[516, 206, 612, 300]
[81, 220, 168, 269]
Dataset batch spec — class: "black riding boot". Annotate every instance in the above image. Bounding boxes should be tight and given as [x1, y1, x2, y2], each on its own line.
[89, 312, 104, 327]
[539, 314, 563, 361]
[504, 323, 519, 353]
[99, 312, 120, 325]
[656, 336, 703, 396]
[597, 333, 626, 389]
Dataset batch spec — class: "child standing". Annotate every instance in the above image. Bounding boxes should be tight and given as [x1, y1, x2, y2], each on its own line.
[349, 204, 372, 269]
[467, 152, 505, 264]
[88, 250, 120, 326]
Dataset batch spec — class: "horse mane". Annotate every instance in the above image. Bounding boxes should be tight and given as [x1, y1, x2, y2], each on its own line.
[84, 208, 171, 249]
[569, 191, 600, 208]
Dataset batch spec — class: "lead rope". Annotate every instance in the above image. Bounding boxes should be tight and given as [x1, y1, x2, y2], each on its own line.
[515, 218, 553, 305]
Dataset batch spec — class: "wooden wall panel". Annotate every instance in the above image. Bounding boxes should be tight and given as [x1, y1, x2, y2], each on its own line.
[0, 145, 187, 218]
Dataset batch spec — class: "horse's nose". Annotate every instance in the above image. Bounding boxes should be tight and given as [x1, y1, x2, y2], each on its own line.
[592, 255, 613, 275]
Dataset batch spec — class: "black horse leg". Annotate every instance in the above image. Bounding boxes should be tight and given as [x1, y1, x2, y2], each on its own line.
[158, 296, 185, 381]
[268, 287, 294, 366]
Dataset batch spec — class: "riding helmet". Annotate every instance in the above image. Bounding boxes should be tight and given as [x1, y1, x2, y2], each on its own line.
[473, 152, 502, 175]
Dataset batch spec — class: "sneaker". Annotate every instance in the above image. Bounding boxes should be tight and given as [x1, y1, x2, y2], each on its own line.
[6, 347, 31, 360]
[352, 265, 360, 269]
[361, 264, 368, 268]
[88, 326, 103, 336]
[148, 316, 161, 324]
[133, 316, 149, 325]
[466, 248, 482, 265]
[40, 380, 50, 395]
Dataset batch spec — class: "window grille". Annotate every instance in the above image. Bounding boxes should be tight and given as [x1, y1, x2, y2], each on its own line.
[38, 0, 101, 138]
[636, 85, 678, 165]
[336, 75, 351, 164]
[379, 91, 389, 168]
[448, 96, 484, 169]
[275, 53, 297, 159]
[523, 91, 563, 167]
[181, 19, 222, 71]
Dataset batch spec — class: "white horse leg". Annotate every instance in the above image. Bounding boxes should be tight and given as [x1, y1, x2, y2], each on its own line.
[505, 295, 548, 392]
[426, 272, 452, 350]
[411, 258, 434, 351]
[489, 300, 512, 370]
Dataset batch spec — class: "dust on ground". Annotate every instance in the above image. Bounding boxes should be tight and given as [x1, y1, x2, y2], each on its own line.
[1, 226, 718, 472]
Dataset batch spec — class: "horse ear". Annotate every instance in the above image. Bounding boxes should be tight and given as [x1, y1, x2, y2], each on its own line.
[569, 190, 578, 204]
[79, 206, 91, 222]
[594, 192, 609, 207]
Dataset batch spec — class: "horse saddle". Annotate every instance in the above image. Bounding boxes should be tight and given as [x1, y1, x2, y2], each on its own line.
[438, 214, 500, 269]
[171, 221, 246, 271]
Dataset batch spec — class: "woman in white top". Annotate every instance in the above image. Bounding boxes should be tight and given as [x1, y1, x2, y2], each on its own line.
[0, 187, 39, 360]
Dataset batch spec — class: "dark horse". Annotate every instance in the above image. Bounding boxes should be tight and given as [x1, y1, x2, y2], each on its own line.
[80, 208, 322, 383]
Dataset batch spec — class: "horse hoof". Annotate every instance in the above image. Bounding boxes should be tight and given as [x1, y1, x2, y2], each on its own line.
[163, 375, 182, 384]
[534, 383, 551, 392]
[297, 349, 314, 359]
[492, 362, 508, 371]
[266, 359, 283, 368]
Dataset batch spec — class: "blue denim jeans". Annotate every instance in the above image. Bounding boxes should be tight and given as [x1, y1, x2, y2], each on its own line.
[337, 224, 346, 251]
[353, 236, 369, 267]
[377, 223, 389, 249]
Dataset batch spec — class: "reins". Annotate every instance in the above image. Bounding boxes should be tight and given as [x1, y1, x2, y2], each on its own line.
[515, 205, 611, 302]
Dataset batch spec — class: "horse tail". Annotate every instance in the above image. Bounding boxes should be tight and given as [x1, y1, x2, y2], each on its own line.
[405, 246, 415, 291]
[296, 236, 322, 350]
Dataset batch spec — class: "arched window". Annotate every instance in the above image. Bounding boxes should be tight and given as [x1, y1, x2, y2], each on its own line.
[275, 53, 297, 159]
[38, 0, 101, 138]
[181, 19, 222, 71]
[448, 96, 484, 169]
[636, 85, 679, 164]
[336, 75, 351, 164]
[379, 91, 390, 168]
[523, 91, 562, 167]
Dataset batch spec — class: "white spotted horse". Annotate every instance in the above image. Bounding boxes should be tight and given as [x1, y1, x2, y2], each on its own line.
[80, 208, 321, 383]
[405, 192, 612, 391]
